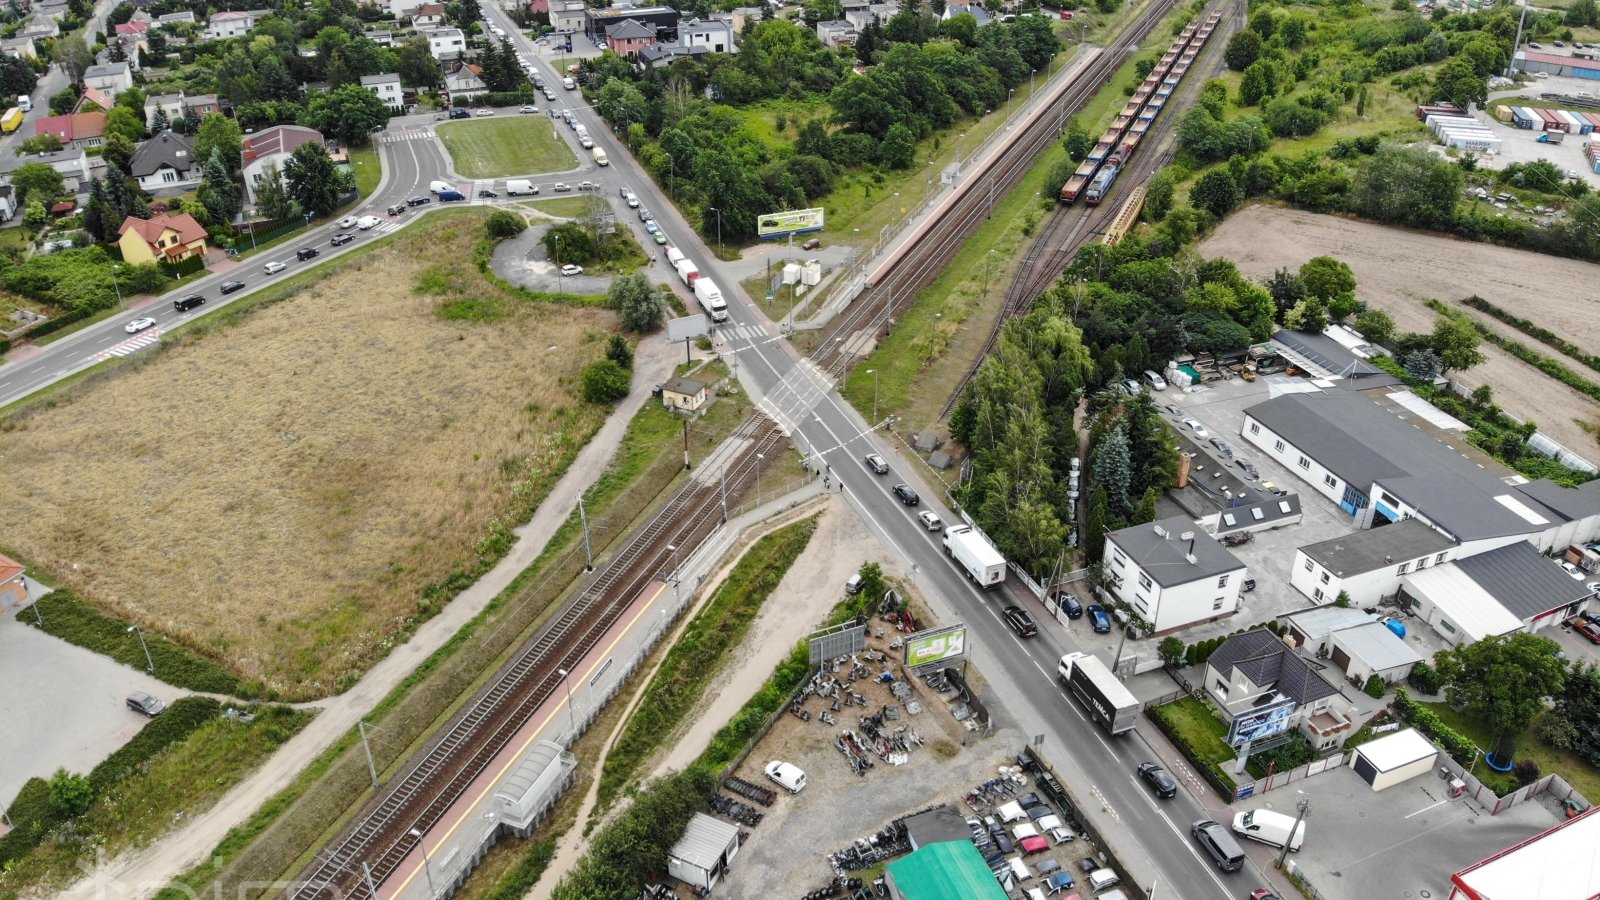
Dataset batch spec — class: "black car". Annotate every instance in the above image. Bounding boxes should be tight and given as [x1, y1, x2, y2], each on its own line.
[1050, 591, 1083, 618]
[219, 280, 246, 294]
[448, 107, 471, 119]
[1087, 604, 1111, 634]
[1209, 438, 1233, 458]
[892, 483, 920, 506]
[296, 247, 319, 261]
[407, 196, 431, 207]
[478, 189, 498, 198]
[1002, 605, 1039, 637]
[173, 294, 205, 311]
[387, 204, 408, 216]
[330, 233, 354, 246]
[1137, 762, 1177, 799]
[1235, 458, 1259, 479]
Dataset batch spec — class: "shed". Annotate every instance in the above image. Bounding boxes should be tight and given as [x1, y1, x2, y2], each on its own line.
[661, 376, 707, 412]
[885, 841, 1010, 900]
[1328, 621, 1422, 684]
[667, 813, 742, 892]
[1349, 727, 1437, 791]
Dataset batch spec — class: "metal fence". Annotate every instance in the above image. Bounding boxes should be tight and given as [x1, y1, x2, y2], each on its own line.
[1437, 755, 1593, 815]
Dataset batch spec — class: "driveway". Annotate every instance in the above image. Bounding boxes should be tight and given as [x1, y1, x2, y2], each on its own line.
[489, 222, 614, 294]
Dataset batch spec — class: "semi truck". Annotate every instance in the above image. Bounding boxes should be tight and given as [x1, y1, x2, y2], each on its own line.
[1, 107, 23, 134]
[1057, 652, 1140, 735]
[665, 245, 687, 267]
[674, 257, 699, 288]
[941, 524, 1006, 589]
[694, 277, 728, 322]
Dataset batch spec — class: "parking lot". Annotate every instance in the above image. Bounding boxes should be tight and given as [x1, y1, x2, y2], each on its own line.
[1423, 74, 1600, 188]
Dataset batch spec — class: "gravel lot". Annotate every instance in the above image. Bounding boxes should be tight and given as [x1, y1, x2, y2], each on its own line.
[1201, 205, 1600, 456]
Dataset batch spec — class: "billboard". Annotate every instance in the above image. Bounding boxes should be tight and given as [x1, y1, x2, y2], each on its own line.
[757, 207, 825, 240]
[904, 624, 968, 668]
[1227, 697, 1295, 748]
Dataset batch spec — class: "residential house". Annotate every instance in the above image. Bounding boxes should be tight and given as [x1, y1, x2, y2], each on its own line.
[144, 91, 187, 129]
[679, 17, 734, 53]
[410, 2, 445, 26]
[443, 64, 487, 100]
[83, 61, 134, 97]
[427, 27, 466, 61]
[34, 0, 69, 20]
[1203, 629, 1354, 752]
[1291, 518, 1455, 608]
[0, 148, 91, 192]
[1400, 540, 1592, 646]
[0, 185, 15, 221]
[155, 11, 197, 27]
[814, 20, 857, 48]
[942, 2, 990, 24]
[241, 124, 324, 206]
[129, 130, 200, 193]
[0, 553, 27, 615]
[387, 0, 429, 18]
[661, 376, 707, 413]
[186, 94, 223, 118]
[586, 4, 679, 42]
[638, 42, 708, 68]
[549, 0, 587, 32]
[364, 29, 394, 46]
[361, 72, 405, 111]
[1, 37, 38, 59]
[18, 17, 61, 41]
[74, 86, 116, 114]
[205, 9, 271, 40]
[33, 112, 107, 150]
[528, 0, 549, 12]
[1101, 516, 1248, 634]
[117, 211, 210, 265]
[728, 7, 764, 31]
[113, 20, 148, 38]
[605, 18, 657, 56]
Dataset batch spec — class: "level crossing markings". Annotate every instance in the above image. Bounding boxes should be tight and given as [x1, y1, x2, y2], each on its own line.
[757, 358, 832, 436]
[95, 329, 162, 360]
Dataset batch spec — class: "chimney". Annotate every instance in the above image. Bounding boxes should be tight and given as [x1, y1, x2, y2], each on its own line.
[1153, 524, 1167, 539]
[1185, 553, 1198, 565]
[1176, 452, 1192, 488]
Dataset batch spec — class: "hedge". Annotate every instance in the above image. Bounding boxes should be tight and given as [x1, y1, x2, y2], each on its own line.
[1461, 295, 1600, 378]
[1392, 689, 1476, 764]
[1145, 701, 1239, 802]
[1426, 299, 1600, 405]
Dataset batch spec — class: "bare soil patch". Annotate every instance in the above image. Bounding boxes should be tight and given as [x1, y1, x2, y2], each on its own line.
[0, 215, 613, 698]
[1200, 206, 1600, 454]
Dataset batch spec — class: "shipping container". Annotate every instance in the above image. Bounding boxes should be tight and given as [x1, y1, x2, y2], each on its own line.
[1511, 107, 1537, 129]
[1417, 103, 1468, 120]
[1560, 110, 1591, 133]
[1538, 109, 1565, 131]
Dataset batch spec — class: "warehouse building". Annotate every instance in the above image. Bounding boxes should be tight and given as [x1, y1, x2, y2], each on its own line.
[1514, 49, 1600, 79]
[1399, 540, 1592, 645]
[1291, 518, 1455, 607]
[1450, 806, 1600, 900]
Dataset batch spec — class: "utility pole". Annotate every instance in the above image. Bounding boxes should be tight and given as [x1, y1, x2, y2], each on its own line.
[682, 417, 691, 470]
[719, 464, 728, 521]
[1276, 796, 1310, 870]
[578, 496, 593, 571]
[358, 721, 379, 788]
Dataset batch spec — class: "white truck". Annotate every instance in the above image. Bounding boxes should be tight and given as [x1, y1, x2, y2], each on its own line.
[1231, 809, 1305, 851]
[674, 258, 699, 288]
[1057, 652, 1140, 735]
[665, 245, 687, 267]
[941, 524, 1006, 589]
[694, 277, 728, 323]
[505, 179, 539, 196]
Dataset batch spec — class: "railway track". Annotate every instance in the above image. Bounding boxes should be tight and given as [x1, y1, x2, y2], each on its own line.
[290, 417, 786, 899]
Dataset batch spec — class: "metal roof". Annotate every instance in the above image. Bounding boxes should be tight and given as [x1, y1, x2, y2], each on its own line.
[1453, 806, 1600, 900]
[1269, 329, 1397, 381]
[1355, 727, 1436, 772]
[1452, 541, 1591, 620]
[1330, 621, 1422, 672]
[1514, 477, 1600, 523]
[668, 813, 741, 871]
[1106, 515, 1246, 589]
[902, 805, 974, 851]
[1298, 519, 1454, 577]
[886, 840, 1010, 900]
[1282, 605, 1376, 641]
[1403, 565, 1524, 642]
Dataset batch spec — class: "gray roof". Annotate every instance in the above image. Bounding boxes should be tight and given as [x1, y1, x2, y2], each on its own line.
[0, 148, 84, 176]
[83, 61, 129, 78]
[663, 376, 704, 394]
[1210, 629, 1341, 707]
[1245, 391, 1548, 542]
[1331, 621, 1422, 672]
[607, 17, 656, 38]
[360, 72, 401, 85]
[1299, 518, 1455, 577]
[1216, 490, 1302, 534]
[1106, 516, 1246, 589]
[903, 804, 972, 851]
[1514, 478, 1600, 523]
[1269, 329, 1399, 383]
[669, 813, 740, 870]
[1282, 605, 1377, 642]
[129, 131, 196, 178]
[640, 43, 708, 63]
[1453, 541, 1592, 619]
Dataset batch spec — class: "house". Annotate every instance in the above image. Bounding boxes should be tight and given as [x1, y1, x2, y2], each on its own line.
[942, 2, 990, 24]
[1400, 540, 1592, 646]
[144, 91, 186, 129]
[33, 112, 107, 150]
[73, 86, 116, 114]
[528, 0, 549, 13]
[18, 17, 61, 40]
[1291, 518, 1456, 607]
[204, 9, 271, 40]
[665, 813, 742, 893]
[885, 841, 1010, 900]
[117, 211, 210, 265]
[1280, 605, 1424, 687]
[549, 0, 588, 33]
[1, 37, 38, 59]
[186, 94, 222, 118]
[410, 2, 445, 26]
[638, 42, 709, 68]
[586, 4, 679, 43]
[114, 20, 148, 38]
[155, 11, 197, 27]
[1101, 516, 1248, 634]
[728, 6, 764, 31]
[129, 130, 200, 193]
[661, 376, 707, 413]
[34, 0, 69, 20]
[241, 124, 324, 206]
[427, 27, 466, 60]
[443, 64, 487, 100]
[814, 19, 857, 48]
[0, 553, 27, 614]
[82, 61, 133, 97]
[679, 17, 734, 53]
[364, 29, 394, 46]
[605, 18, 657, 56]
[361, 72, 405, 111]
[386, 0, 429, 18]
[0, 148, 91, 192]
[1203, 629, 1354, 752]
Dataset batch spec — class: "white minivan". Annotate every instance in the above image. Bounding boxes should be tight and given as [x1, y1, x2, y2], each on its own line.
[1231, 808, 1306, 851]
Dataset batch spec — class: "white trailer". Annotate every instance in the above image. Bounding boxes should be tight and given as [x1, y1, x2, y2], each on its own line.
[694, 277, 728, 323]
[674, 258, 699, 288]
[941, 524, 1006, 589]
[666, 245, 687, 267]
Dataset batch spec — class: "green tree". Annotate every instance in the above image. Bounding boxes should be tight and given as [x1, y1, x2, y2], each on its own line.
[1403, 348, 1442, 381]
[856, 561, 888, 604]
[544, 222, 597, 264]
[1189, 168, 1242, 219]
[605, 333, 634, 370]
[1144, 167, 1177, 221]
[254, 162, 294, 221]
[1353, 308, 1396, 344]
[104, 106, 146, 143]
[485, 210, 525, 239]
[1542, 664, 1600, 765]
[1434, 633, 1567, 765]
[1238, 60, 1276, 107]
[1224, 30, 1263, 71]
[199, 149, 241, 227]
[48, 769, 94, 818]
[195, 114, 244, 177]
[1567, 0, 1599, 26]
[0, 53, 38, 98]
[877, 122, 916, 170]
[1353, 145, 1462, 230]
[1433, 55, 1487, 107]
[1083, 485, 1110, 564]
[606, 272, 664, 332]
[1091, 420, 1133, 520]
[1283, 297, 1329, 332]
[1299, 256, 1356, 303]
[283, 142, 354, 217]
[1364, 674, 1387, 698]
[396, 38, 439, 89]
[580, 358, 631, 404]
[101, 132, 135, 175]
[150, 107, 170, 135]
[16, 133, 63, 155]
[304, 84, 391, 146]
[1429, 314, 1484, 373]
[23, 198, 46, 230]
[1063, 120, 1092, 162]
[11, 162, 63, 207]
[1157, 636, 1186, 667]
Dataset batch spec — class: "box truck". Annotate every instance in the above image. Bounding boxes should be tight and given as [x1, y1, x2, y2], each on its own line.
[674, 258, 699, 288]
[1057, 652, 1140, 735]
[665, 245, 687, 267]
[941, 524, 1006, 589]
[694, 277, 728, 322]
[0, 107, 22, 134]
[1231, 809, 1305, 851]
[505, 179, 539, 196]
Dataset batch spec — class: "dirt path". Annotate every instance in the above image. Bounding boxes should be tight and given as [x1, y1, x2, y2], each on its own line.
[1200, 206, 1600, 456]
[55, 335, 681, 900]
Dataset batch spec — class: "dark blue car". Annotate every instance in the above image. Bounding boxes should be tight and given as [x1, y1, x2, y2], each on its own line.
[1087, 604, 1111, 634]
[1051, 591, 1083, 619]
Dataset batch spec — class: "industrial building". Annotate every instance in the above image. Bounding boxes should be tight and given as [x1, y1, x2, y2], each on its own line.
[1450, 806, 1600, 899]
[1398, 540, 1592, 645]
[1279, 606, 1423, 686]
[1291, 518, 1455, 607]
[1513, 49, 1600, 79]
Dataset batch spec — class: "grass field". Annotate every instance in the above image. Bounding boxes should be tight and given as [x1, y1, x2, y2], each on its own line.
[519, 197, 596, 218]
[438, 117, 578, 178]
[0, 212, 615, 699]
[1422, 700, 1600, 802]
[348, 145, 381, 198]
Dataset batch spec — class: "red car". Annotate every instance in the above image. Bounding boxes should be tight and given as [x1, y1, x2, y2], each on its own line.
[1572, 618, 1600, 645]
[1250, 891, 1281, 900]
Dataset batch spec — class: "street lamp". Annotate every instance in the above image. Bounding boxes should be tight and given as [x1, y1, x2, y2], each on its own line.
[127, 624, 153, 674]
[866, 368, 878, 422]
[407, 828, 437, 894]
[755, 452, 765, 507]
[111, 263, 122, 307]
[707, 205, 722, 256]
[557, 667, 576, 737]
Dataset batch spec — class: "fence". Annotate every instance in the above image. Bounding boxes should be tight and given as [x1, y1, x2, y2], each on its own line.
[1241, 752, 1351, 798]
[1437, 755, 1592, 815]
[1023, 746, 1149, 900]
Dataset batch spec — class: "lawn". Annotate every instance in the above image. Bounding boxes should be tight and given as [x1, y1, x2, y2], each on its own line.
[437, 116, 578, 178]
[348, 145, 381, 198]
[1421, 700, 1600, 802]
[519, 197, 596, 218]
[0, 211, 615, 700]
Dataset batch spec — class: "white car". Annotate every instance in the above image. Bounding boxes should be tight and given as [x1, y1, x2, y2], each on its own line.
[560, 264, 583, 276]
[264, 261, 287, 275]
[476, 109, 495, 116]
[338, 215, 358, 228]
[1183, 419, 1209, 439]
[520, 105, 537, 113]
[1561, 561, 1585, 580]
[764, 760, 806, 794]
[918, 510, 944, 531]
[356, 215, 381, 230]
[124, 316, 157, 334]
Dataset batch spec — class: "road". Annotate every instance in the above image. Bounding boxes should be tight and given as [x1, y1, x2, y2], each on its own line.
[476, 6, 1270, 898]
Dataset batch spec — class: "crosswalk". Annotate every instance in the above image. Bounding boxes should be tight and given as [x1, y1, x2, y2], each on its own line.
[96, 329, 162, 360]
[379, 128, 435, 144]
[721, 322, 773, 342]
[756, 358, 833, 436]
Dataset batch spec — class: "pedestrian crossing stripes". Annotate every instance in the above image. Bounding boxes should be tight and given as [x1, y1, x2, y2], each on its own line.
[379, 128, 435, 143]
[756, 358, 833, 436]
[722, 323, 772, 342]
[96, 330, 162, 360]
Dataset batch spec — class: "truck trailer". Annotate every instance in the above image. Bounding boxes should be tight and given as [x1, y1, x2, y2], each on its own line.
[674, 258, 699, 288]
[1057, 652, 1140, 735]
[665, 245, 687, 268]
[941, 524, 1006, 589]
[694, 277, 728, 322]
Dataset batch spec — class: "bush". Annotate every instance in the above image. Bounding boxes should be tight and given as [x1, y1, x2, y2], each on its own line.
[1408, 661, 1441, 695]
[485, 210, 526, 239]
[1393, 689, 1477, 764]
[1363, 674, 1387, 698]
[579, 358, 630, 404]
[48, 769, 93, 818]
[605, 333, 633, 370]
[1513, 758, 1542, 786]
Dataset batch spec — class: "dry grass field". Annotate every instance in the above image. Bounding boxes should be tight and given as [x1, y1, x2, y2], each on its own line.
[0, 213, 613, 699]
[1200, 206, 1600, 454]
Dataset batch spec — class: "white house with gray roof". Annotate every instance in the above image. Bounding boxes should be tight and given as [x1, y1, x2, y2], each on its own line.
[83, 61, 133, 97]
[1399, 540, 1592, 646]
[1291, 517, 1456, 608]
[1203, 629, 1354, 751]
[361, 72, 404, 110]
[129, 130, 199, 193]
[1102, 516, 1247, 634]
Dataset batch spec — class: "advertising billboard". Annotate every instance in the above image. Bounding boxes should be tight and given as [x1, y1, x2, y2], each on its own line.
[904, 624, 968, 669]
[757, 207, 825, 240]
[1227, 697, 1295, 748]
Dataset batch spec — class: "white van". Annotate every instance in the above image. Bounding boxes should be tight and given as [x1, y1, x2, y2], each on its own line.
[764, 760, 806, 794]
[1006, 857, 1031, 882]
[505, 179, 539, 196]
[1232, 808, 1306, 851]
[429, 180, 452, 194]
[16, 95, 30, 111]
[562, 76, 577, 90]
[1143, 369, 1167, 390]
